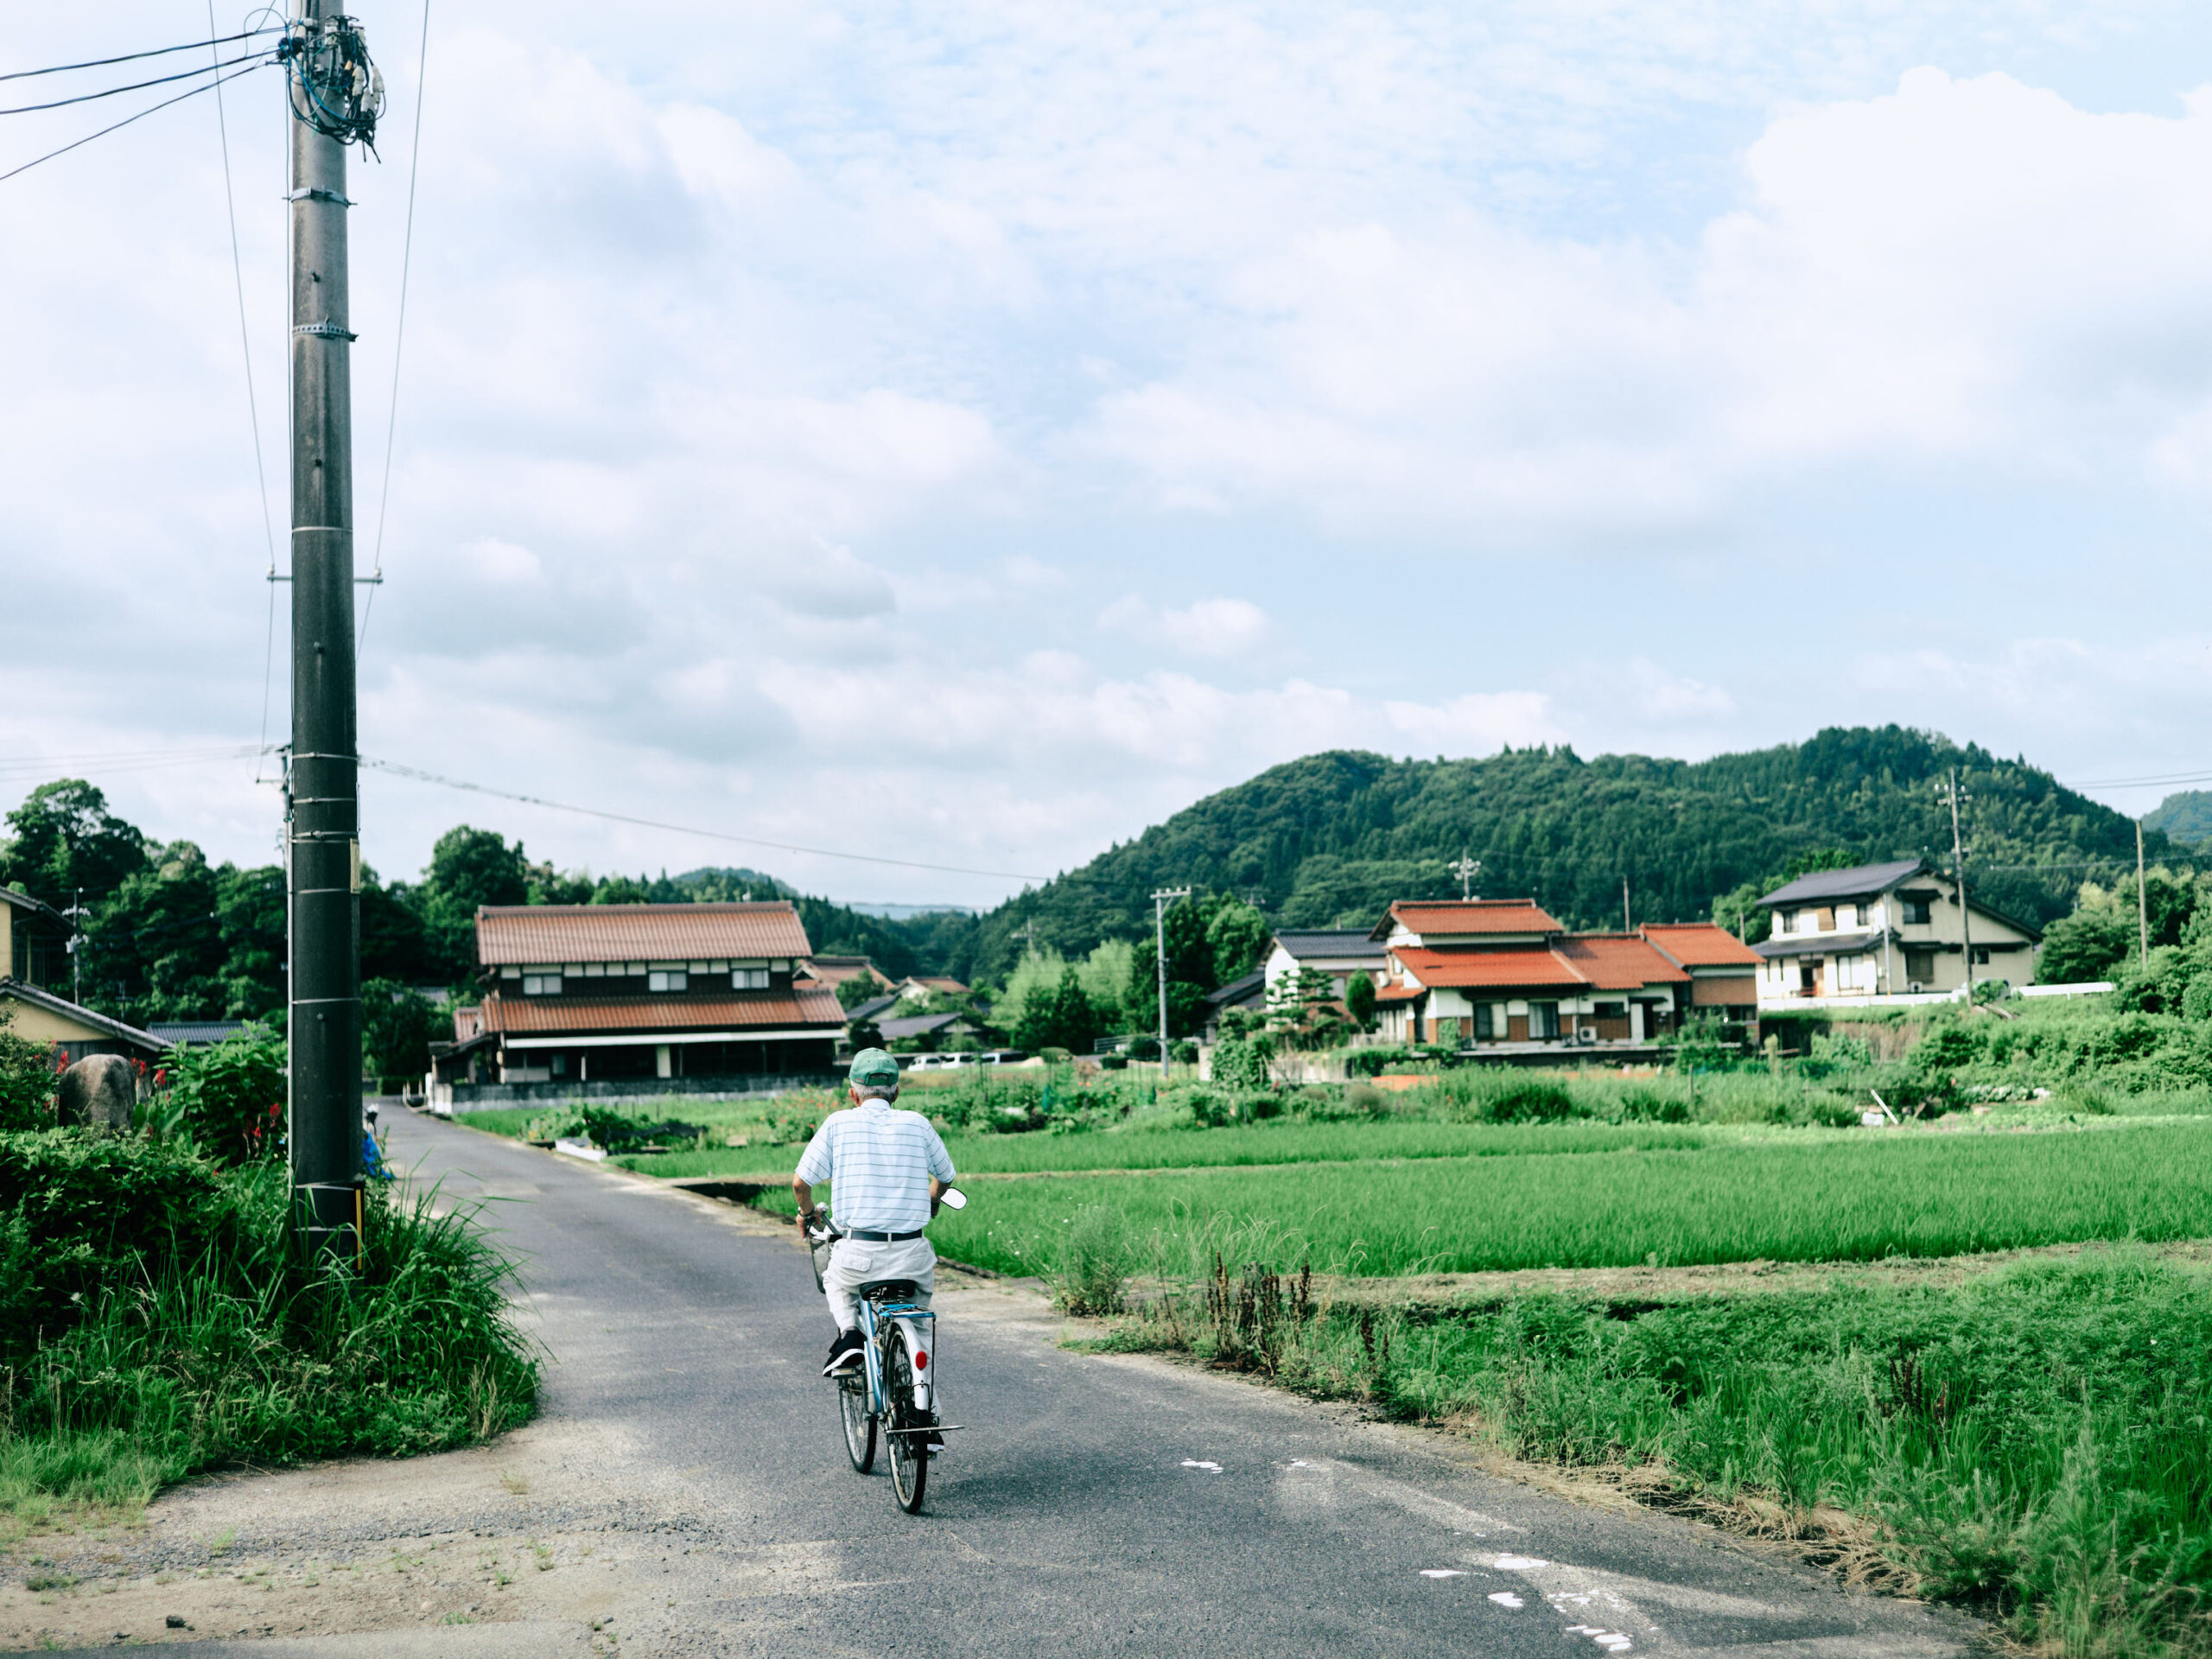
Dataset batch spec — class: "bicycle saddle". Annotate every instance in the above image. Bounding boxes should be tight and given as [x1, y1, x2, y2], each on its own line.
[857, 1279, 923, 1302]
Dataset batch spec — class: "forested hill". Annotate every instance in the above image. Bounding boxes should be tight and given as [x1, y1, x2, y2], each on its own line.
[939, 727, 2171, 982]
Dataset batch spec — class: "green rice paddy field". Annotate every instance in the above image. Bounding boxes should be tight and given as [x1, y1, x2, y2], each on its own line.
[735, 1117, 2212, 1277]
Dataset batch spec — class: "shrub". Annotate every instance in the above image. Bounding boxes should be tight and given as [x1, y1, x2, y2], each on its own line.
[0, 1013, 58, 1132]
[1052, 1204, 1131, 1315]
[1617, 1088, 1688, 1123]
[164, 1027, 285, 1165]
[1211, 1036, 1273, 1091]
[1170, 1039, 1199, 1065]
[1344, 1046, 1416, 1078]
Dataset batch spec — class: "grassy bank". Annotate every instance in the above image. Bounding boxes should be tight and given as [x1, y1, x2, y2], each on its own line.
[1090, 1249, 2212, 1655]
[754, 1117, 2212, 1278]
[0, 1134, 537, 1526]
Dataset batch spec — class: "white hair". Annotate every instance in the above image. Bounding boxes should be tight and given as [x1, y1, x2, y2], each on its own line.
[854, 1081, 899, 1102]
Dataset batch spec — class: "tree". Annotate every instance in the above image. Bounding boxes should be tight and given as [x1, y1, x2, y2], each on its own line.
[0, 1011, 57, 1131]
[2038, 906, 2134, 985]
[418, 826, 530, 982]
[1344, 971, 1376, 1028]
[1205, 898, 1270, 985]
[0, 779, 147, 913]
[1014, 966, 1103, 1054]
[836, 974, 886, 1011]
[362, 979, 441, 1084]
[1122, 893, 1245, 1040]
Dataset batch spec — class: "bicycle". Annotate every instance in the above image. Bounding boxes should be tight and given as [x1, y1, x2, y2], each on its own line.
[806, 1190, 967, 1514]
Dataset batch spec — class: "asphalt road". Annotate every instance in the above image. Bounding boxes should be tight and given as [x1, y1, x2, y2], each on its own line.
[41, 1110, 1977, 1658]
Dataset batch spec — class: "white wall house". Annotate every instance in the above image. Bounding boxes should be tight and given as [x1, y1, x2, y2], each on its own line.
[1752, 859, 2041, 1008]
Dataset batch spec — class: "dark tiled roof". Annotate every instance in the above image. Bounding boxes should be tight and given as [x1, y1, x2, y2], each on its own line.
[1205, 969, 1266, 1007]
[1752, 929, 1888, 960]
[0, 978, 168, 1051]
[148, 1020, 251, 1046]
[1271, 931, 1386, 963]
[1758, 860, 1926, 907]
[878, 1012, 968, 1041]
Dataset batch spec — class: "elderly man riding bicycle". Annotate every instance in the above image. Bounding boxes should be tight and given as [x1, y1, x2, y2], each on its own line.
[794, 1047, 958, 1378]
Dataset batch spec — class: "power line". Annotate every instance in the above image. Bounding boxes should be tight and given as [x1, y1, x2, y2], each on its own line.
[359, 757, 1056, 882]
[0, 27, 276, 82]
[0, 48, 262, 116]
[358, 0, 432, 662]
[0, 60, 267, 185]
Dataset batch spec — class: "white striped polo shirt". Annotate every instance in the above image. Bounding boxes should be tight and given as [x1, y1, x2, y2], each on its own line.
[795, 1099, 957, 1234]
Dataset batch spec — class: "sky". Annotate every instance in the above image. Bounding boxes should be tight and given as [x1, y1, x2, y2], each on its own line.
[5, 1, 2212, 909]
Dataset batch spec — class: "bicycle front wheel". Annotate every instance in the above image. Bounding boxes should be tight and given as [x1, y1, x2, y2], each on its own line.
[886, 1329, 928, 1514]
[839, 1375, 876, 1473]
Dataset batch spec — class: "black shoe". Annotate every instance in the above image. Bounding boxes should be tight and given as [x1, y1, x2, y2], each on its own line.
[823, 1331, 864, 1377]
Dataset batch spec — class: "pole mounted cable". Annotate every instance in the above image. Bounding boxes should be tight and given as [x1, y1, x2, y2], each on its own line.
[279, 13, 383, 152]
[0, 50, 264, 115]
[0, 28, 277, 82]
[0, 60, 268, 184]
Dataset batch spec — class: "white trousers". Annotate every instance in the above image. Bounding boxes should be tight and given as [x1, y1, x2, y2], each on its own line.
[823, 1234, 936, 1332]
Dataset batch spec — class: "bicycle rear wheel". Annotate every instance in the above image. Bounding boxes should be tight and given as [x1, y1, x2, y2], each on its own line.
[839, 1375, 875, 1473]
[886, 1329, 928, 1513]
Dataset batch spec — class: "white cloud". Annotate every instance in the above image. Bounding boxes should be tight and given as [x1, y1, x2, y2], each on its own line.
[1100, 594, 1271, 657]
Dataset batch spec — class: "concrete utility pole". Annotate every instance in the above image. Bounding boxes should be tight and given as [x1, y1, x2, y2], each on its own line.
[1944, 768, 1974, 1001]
[1152, 887, 1191, 1071]
[1449, 855, 1480, 900]
[2138, 819, 2150, 963]
[283, 5, 383, 1269]
[1622, 874, 1631, 934]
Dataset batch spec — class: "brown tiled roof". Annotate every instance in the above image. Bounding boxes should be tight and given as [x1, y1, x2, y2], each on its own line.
[1393, 946, 1586, 989]
[475, 903, 812, 967]
[1374, 899, 1563, 940]
[804, 956, 892, 988]
[1553, 934, 1688, 990]
[453, 1006, 483, 1040]
[1374, 982, 1426, 1003]
[908, 976, 969, 995]
[1641, 923, 1764, 969]
[480, 987, 844, 1036]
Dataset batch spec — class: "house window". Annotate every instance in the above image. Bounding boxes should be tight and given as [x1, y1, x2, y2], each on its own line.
[522, 974, 560, 995]
[1971, 945, 1991, 966]
[1529, 1001, 1560, 1039]
[1472, 1002, 1495, 1040]
[1594, 1001, 1625, 1020]
[1905, 949, 1936, 983]
[1902, 896, 1934, 925]
[732, 967, 769, 990]
[649, 970, 689, 993]
[1837, 905, 1857, 930]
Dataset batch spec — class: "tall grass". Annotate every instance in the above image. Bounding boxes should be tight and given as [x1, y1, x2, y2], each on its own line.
[1101, 1251, 2212, 1655]
[814, 1118, 2212, 1278]
[0, 1162, 537, 1521]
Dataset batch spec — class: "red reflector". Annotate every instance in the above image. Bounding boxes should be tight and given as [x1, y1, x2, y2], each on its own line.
[914, 1351, 928, 1368]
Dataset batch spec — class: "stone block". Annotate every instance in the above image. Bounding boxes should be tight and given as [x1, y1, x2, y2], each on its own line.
[58, 1053, 135, 1134]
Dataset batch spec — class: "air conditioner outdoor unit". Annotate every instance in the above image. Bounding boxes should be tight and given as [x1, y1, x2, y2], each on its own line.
[1576, 1027, 1597, 1045]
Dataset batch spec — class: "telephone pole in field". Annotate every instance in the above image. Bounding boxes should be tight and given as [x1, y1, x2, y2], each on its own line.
[283, 7, 384, 1268]
[1941, 768, 1974, 1002]
[1152, 887, 1191, 1071]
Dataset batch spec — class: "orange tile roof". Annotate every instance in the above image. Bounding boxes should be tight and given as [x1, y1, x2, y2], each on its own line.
[1376, 899, 1563, 939]
[1641, 923, 1764, 969]
[1374, 982, 1426, 1002]
[1393, 945, 1586, 989]
[475, 903, 813, 967]
[1554, 934, 1688, 990]
[480, 988, 844, 1036]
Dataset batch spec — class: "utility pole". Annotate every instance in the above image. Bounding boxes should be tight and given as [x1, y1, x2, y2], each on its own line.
[67, 887, 83, 1004]
[283, 8, 383, 1271]
[1622, 874, 1631, 934]
[1942, 768, 1974, 1002]
[1449, 854, 1480, 900]
[1152, 887, 1191, 1074]
[2138, 819, 2150, 963]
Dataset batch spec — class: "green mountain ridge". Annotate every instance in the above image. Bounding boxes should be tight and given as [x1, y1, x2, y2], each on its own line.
[2145, 791, 2212, 845]
[918, 726, 2173, 983]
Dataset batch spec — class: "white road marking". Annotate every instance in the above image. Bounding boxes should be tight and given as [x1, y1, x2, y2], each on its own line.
[1180, 1460, 1221, 1471]
[1493, 1554, 1548, 1569]
[1488, 1592, 1524, 1609]
[1420, 1569, 1465, 1579]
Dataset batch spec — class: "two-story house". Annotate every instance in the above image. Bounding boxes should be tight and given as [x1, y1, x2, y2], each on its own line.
[1261, 930, 1389, 1001]
[1368, 899, 1758, 1047]
[454, 902, 845, 1088]
[1752, 858, 2040, 1007]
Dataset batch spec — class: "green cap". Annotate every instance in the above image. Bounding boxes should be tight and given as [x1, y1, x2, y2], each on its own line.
[848, 1047, 901, 1088]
